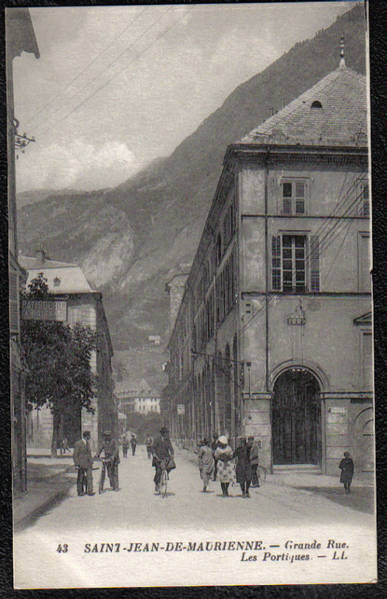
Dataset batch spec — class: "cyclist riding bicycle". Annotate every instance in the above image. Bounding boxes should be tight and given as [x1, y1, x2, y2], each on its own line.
[152, 426, 175, 494]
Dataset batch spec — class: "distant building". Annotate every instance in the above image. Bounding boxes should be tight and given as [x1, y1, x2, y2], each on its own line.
[166, 55, 372, 477]
[20, 250, 116, 451]
[115, 379, 161, 421]
[7, 8, 40, 493]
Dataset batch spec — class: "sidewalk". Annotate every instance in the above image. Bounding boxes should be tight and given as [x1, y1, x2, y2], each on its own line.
[13, 457, 77, 531]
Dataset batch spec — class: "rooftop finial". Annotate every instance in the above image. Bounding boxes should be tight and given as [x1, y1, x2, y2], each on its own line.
[339, 35, 346, 69]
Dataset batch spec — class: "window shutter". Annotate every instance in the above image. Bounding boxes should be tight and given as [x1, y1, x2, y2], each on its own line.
[272, 236, 281, 290]
[9, 271, 20, 334]
[310, 236, 320, 291]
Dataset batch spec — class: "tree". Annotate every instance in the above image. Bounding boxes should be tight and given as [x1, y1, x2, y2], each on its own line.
[21, 274, 97, 456]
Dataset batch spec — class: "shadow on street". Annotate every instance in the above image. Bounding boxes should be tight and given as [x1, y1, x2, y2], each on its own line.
[297, 486, 374, 514]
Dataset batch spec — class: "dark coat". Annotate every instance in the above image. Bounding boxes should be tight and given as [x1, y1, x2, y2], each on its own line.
[152, 436, 174, 465]
[234, 445, 252, 483]
[97, 439, 120, 464]
[339, 457, 354, 483]
[73, 439, 93, 469]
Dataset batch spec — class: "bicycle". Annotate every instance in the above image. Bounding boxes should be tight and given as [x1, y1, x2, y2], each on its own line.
[159, 461, 169, 498]
[154, 456, 170, 498]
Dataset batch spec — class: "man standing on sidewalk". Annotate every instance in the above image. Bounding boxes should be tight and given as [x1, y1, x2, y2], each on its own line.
[73, 431, 95, 496]
[96, 431, 120, 493]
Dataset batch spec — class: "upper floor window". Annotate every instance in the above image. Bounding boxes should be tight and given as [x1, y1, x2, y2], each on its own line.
[272, 233, 320, 293]
[281, 179, 307, 215]
[216, 233, 222, 265]
[359, 181, 370, 217]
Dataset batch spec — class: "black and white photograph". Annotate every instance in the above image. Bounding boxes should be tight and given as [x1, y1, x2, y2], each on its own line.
[7, 1, 376, 588]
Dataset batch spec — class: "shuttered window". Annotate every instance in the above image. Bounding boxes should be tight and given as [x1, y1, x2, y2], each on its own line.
[272, 236, 281, 290]
[271, 234, 320, 292]
[310, 235, 320, 292]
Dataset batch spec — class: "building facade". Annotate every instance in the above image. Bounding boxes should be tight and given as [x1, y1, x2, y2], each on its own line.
[116, 380, 161, 418]
[20, 251, 116, 452]
[6, 8, 39, 492]
[166, 60, 373, 477]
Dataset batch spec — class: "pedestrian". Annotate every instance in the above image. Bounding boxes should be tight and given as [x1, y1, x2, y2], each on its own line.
[211, 432, 219, 481]
[73, 430, 95, 496]
[198, 439, 214, 492]
[122, 435, 129, 458]
[130, 434, 137, 456]
[214, 435, 234, 497]
[152, 427, 175, 494]
[339, 451, 354, 494]
[96, 431, 120, 493]
[248, 436, 260, 488]
[234, 437, 252, 498]
[145, 435, 153, 459]
[62, 437, 70, 454]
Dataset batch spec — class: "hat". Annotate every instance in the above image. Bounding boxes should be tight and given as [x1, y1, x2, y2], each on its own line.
[103, 430, 111, 437]
[218, 435, 228, 445]
[247, 436, 254, 441]
[160, 426, 169, 434]
[344, 451, 350, 457]
[83, 430, 91, 437]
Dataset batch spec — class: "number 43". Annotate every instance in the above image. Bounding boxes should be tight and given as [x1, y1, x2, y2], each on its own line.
[56, 544, 69, 553]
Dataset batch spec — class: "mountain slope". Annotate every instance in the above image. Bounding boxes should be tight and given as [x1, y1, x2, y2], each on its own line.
[18, 5, 366, 388]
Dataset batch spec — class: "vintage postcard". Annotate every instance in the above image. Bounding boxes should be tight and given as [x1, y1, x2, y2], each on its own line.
[8, 2, 376, 589]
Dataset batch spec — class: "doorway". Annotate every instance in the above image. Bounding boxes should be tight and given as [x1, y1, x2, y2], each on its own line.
[272, 369, 321, 465]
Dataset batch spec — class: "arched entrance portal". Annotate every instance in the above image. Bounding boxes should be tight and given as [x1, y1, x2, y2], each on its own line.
[272, 368, 321, 465]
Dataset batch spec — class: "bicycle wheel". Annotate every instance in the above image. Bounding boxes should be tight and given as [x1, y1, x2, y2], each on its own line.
[160, 469, 168, 498]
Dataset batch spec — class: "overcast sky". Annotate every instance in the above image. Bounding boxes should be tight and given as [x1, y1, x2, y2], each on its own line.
[12, 2, 355, 193]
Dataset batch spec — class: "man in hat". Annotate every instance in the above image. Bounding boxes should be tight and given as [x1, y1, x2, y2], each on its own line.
[151, 427, 174, 494]
[73, 430, 95, 496]
[96, 430, 120, 493]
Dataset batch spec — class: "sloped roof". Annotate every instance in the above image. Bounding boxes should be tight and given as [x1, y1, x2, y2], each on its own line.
[19, 255, 95, 294]
[240, 66, 367, 147]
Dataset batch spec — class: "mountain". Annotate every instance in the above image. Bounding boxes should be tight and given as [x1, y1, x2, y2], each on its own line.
[17, 5, 366, 390]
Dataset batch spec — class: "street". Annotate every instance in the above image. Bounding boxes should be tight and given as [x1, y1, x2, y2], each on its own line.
[15, 446, 374, 534]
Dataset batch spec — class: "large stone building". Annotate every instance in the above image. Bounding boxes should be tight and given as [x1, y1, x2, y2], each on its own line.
[116, 379, 161, 418]
[7, 8, 40, 492]
[165, 55, 372, 477]
[20, 250, 116, 452]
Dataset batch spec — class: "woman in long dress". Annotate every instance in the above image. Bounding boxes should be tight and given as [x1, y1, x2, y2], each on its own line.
[214, 436, 234, 497]
[198, 439, 214, 492]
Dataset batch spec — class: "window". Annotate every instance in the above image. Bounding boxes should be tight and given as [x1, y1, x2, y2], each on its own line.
[281, 180, 307, 215]
[358, 232, 370, 292]
[311, 100, 322, 109]
[216, 234, 222, 265]
[272, 234, 320, 292]
[361, 332, 372, 389]
[359, 181, 370, 217]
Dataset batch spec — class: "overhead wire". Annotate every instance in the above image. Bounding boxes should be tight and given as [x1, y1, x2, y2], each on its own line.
[24, 6, 149, 130]
[35, 5, 187, 137]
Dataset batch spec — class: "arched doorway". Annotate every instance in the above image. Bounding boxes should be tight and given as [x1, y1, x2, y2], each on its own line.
[272, 368, 321, 465]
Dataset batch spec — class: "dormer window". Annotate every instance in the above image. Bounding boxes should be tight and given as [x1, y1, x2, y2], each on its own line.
[311, 100, 323, 109]
[53, 277, 61, 287]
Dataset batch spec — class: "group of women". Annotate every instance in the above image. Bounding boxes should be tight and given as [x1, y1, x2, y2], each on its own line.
[197, 436, 258, 498]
